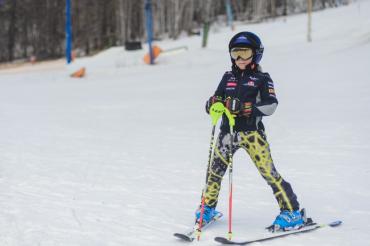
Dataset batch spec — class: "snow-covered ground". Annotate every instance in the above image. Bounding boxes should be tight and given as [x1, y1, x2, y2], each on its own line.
[1, 1, 370, 245]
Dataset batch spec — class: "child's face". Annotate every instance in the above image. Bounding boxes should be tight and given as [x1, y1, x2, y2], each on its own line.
[235, 57, 252, 70]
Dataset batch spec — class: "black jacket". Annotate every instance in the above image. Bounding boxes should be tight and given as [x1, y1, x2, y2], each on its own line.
[213, 65, 278, 132]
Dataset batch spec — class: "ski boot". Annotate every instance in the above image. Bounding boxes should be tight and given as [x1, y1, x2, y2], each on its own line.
[195, 205, 220, 225]
[267, 208, 308, 232]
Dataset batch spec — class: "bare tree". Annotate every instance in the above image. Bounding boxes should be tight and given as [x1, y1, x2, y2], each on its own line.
[7, 0, 16, 61]
[0, 0, 349, 63]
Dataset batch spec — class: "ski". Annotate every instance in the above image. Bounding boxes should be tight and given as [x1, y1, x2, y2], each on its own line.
[174, 212, 223, 242]
[214, 220, 342, 245]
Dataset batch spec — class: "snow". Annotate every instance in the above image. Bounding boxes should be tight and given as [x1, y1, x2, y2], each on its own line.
[1, 1, 370, 245]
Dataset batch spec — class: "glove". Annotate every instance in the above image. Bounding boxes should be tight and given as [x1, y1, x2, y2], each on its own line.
[205, 95, 223, 114]
[241, 102, 253, 117]
[225, 97, 242, 115]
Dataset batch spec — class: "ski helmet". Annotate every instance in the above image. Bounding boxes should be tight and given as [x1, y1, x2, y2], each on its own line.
[228, 32, 264, 64]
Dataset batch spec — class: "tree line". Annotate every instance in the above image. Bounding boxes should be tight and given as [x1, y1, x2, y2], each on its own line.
[0, 0, 349, 63]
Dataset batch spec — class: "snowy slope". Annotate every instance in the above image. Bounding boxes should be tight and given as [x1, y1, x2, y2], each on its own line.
[1, 1, 370, 245]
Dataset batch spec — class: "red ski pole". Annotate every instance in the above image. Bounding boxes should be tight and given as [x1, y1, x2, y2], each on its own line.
[224, 108, 235, 240]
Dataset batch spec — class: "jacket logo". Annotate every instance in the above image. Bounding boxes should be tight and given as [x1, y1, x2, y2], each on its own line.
[242, 81, 256, 87]
[227, 82, 237, 87]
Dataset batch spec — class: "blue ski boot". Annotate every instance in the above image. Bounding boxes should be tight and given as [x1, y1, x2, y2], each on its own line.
[195, 205, 219, 225]
[269, 209, 305, 232]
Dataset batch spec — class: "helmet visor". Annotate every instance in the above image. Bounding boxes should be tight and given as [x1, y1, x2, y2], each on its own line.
[230, 47, 253, 60]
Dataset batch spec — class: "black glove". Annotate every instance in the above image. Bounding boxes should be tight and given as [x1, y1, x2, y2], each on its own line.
[205, 95, 223, 114]
[225, 97, 242, 115]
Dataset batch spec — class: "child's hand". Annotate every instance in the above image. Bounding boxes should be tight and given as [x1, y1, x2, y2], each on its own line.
[205, 95, 223, 114]
[225, 97, 241, 115]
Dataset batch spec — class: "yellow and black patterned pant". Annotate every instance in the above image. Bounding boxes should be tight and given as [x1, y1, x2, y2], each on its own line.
[204, 130, 299, 211]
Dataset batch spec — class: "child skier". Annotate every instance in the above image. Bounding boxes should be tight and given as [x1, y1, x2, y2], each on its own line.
[196, 32, 305, 231]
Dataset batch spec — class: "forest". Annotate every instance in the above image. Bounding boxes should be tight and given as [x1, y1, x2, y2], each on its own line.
[0, 0, 348, 63]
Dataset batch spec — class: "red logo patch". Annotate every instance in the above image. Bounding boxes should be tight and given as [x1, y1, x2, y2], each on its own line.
[227, 82, 237, 87]
[247, 81, 255, 86]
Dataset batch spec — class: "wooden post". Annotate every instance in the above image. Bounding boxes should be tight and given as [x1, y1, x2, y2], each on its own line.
[202, 22, 210, 48]
[307, 0, 312, 42]
[202, 0, 212, 48]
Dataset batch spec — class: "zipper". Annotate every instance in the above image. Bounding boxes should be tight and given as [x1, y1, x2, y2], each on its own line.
[236, 71, 244, 99]
[237, 71, 254, 125]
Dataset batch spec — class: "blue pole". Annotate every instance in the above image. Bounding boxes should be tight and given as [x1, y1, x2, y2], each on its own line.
[225, 0, 234, 30]
[145, 0, 154, 65]
[65, 0, 72, 64]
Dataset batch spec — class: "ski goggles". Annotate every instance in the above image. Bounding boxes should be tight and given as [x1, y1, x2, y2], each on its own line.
[230, 47, 253, 60]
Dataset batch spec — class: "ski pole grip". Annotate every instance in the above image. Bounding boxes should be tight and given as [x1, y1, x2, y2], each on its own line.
[209, 102, 225, 126]
[224, 107, 235, 127]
